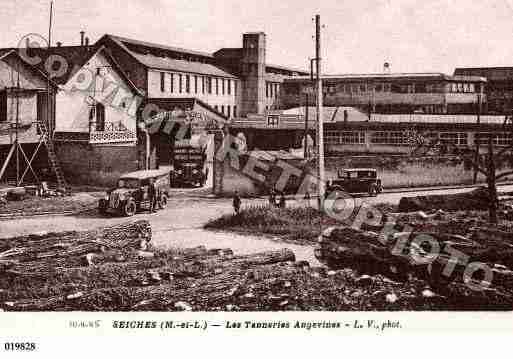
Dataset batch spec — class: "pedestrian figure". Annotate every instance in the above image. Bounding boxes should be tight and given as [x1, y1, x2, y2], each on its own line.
[304, 191, 311, 207]
[148, 178, 157, 213]
[233, 191, 241, 214]
[269, 188, 277, 207]
[279, 192, 286, 209]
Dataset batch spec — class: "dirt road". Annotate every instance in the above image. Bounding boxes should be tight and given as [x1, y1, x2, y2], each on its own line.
[2, 184, 512, 266]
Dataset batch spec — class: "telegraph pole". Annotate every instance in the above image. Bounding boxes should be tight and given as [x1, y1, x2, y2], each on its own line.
[315, 14, 325, 209]
[304, 93, 309, 159]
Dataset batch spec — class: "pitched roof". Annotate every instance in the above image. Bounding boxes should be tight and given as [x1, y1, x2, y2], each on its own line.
[0, 49, 59, 89]
[106, 34, 214, 59]
[131, 52, 237, 78]
[101, 34, 237, 78]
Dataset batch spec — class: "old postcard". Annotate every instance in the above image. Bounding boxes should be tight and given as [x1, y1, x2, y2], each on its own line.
[0, 0, 512, 355]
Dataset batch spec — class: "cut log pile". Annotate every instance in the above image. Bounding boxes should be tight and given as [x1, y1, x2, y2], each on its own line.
[398, 187, 491, 212]
[2, 220, 513, 311]
[315, 222, 513, 309]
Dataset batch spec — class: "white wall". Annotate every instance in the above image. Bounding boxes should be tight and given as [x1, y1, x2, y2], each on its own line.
[56, 49, 137, 140]
[147, 69, 241, 117]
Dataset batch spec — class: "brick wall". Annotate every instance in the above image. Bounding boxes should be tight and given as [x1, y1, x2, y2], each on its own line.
[55, 143, 139, 186]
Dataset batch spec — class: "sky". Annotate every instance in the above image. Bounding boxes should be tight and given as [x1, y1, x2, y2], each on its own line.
[3, 0, 513, 75]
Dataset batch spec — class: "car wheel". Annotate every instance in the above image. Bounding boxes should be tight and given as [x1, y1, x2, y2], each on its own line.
[123, 199, 137, 217]
[159, 194, 168, 209]
[368, 185, 378, 197]
[98, 201, 107, 216]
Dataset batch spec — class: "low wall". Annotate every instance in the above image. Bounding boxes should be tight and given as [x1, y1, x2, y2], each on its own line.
[55, 143, 140, 187]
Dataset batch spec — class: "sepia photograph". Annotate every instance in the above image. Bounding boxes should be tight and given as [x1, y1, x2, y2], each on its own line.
[1, 0, 513, 321]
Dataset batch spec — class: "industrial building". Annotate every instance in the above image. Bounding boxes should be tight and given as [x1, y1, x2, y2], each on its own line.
[0, 31, 308, 185]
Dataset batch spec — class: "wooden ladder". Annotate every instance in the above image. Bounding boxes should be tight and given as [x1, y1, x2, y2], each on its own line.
[38, 119, 68, 192]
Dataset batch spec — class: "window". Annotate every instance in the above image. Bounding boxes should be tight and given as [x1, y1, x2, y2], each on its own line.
[194, 76, 198, 93]
[215, 78, 219, 95]
[267, 115, 279, 127]
[227, 80, 231, 95]
[214, 105, 218, 111]
[0, 91, 6, 122]
[371, 131, 409, 145]
[221, 105, 224, 114]
[270, 83, 274, 97]
[325, 131, 365, 145]
[415, 83, 427, 93]
[95, 103, 105, 132]
[222, 79, 225, 95]
[227, 105, 231, 118]
[476, 133, 513, 146]
[160, 72, 165, 92]
[179, 74, 183, 93]
[185, 75, 190, 93]
[234, 81, 238, 96]
[266, 83, 269, 98]
[440, 132, 468, 146]
[233, 105, 237, 117]
[207, 77, 212, 94]
[375, 83, 383, 92]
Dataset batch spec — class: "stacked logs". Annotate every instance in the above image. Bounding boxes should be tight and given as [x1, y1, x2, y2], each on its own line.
[0, 220, 299, 311]
[315, 225, 513, 302]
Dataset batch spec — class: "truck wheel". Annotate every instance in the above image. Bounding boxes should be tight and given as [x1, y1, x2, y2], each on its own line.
[159, 195, 168, 209]
[123, 199, 137, 217]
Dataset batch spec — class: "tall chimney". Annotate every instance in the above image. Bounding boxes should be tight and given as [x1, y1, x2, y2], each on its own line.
[85, 37, 90, 47]
[80, 31, 85, 46]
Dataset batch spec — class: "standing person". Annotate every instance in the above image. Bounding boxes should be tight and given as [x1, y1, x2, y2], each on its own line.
[148, 178, 157, 213]
[233, 191, 241, 214]
[269, 188, 277, 207]
[304, 191, 311, 207]
[279, 192, 286, 209]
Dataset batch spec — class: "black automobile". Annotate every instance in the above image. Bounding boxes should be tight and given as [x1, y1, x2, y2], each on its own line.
[326, 168, 383, 197]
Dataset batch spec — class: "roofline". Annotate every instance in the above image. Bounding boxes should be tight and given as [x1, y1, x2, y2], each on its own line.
[105, 34, 214, 59]
[0, 49, 59, 89]
[146, 64, 238, 79]
[284, 72, 487, 82]
[266, 63, 309, 75]
[78, 45, 143, 96]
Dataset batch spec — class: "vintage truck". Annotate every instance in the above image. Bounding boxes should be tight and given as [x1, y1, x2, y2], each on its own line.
[171, 144, 208, 187]
[98, 168, 171, 216]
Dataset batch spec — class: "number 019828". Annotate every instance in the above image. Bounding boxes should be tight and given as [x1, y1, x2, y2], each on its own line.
[4, 342, 37, 351]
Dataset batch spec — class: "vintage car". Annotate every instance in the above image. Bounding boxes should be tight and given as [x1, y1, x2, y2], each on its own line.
[326, 168, 383, 197]
[98, 168, 171, 216]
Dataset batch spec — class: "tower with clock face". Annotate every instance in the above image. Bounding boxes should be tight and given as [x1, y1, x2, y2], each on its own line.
[241, 32, 266, 116]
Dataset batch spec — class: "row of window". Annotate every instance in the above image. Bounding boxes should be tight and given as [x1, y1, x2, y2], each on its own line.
[326, 131, 366, 145]
[159, 72, 237, 96]
[311, 82, 479, 95]
[213, 104, 237, 118]
[324, 130, 513, 146]
[266, 82, 280, 98]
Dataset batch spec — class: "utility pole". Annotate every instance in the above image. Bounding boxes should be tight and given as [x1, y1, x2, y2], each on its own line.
[315, 14, 325, 209]
[473, 91, 482, 184]
[304, 93, 309, 159]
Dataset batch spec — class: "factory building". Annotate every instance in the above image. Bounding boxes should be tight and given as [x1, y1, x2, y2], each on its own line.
[281, 73, 486, 115]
